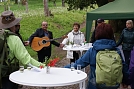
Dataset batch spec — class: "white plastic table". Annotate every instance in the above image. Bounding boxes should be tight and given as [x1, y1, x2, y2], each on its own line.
[9, 67, 87, 89]
[63, 43, 92, 88]
[63, 43, 93, 57]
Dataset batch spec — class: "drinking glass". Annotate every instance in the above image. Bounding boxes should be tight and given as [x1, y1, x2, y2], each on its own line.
[27, 66, 32, 70]
[77, 65, 81, 74]
[71, 62, 75, 71]
[19, 66, 24, 73]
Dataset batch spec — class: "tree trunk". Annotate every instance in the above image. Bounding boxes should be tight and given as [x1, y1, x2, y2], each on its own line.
[53, 0, 56, 6]
[4, 0, 10, 11]
[62, 0, 65, 7]
[108, 19, 127, 40]
[25, 1, 28, 13]
[17, 0, 21, 7]
[109, 20, 127, 33]
[4, 5, 8, 11]
[44, 0, 50, 16]
[15, 0, 17, 4]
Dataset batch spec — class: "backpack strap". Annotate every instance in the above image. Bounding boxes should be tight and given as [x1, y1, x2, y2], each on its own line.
[5, 30, 16, 36]
[0, 42, 7, 88]
[0, 30, 16, 88]
[4, 31, 19, 69]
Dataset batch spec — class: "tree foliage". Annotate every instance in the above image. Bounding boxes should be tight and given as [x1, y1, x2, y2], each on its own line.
[3, 0, 11, 11]
[64, 0, 92, 10]
[64, 0, 114, 10]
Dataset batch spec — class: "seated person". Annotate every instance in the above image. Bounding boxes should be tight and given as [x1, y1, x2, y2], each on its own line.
[62, 22, 85, 63]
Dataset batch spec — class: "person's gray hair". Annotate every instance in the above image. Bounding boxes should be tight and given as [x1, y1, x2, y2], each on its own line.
[126, 20, 133, 28]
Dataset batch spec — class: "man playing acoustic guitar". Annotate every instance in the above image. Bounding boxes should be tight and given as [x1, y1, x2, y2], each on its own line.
[25, 21, 64, 62]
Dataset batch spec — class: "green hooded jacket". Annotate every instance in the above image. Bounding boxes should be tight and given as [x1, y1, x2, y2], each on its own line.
[7, 34, 44, 67]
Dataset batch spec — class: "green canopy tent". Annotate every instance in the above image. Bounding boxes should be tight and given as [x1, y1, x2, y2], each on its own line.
[86, 0, 134, 42]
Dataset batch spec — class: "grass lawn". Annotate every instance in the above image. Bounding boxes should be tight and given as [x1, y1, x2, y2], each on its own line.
[0, 0, 94, 59]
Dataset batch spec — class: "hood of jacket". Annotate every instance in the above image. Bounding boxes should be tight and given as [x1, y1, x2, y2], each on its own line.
[93, 39, 116, 51]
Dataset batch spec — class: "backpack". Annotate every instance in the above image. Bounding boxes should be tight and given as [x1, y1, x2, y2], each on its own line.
[96, 49, 123, 89]
[0, 29, 19, 87]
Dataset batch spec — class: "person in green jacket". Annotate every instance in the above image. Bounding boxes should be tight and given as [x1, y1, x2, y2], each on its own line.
[116, 20, 134, 66]
[0, 11, 45, 89]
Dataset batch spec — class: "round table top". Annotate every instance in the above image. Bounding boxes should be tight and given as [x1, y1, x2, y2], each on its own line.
[63, 43, 93, 51]
[9, 67, 87, 87]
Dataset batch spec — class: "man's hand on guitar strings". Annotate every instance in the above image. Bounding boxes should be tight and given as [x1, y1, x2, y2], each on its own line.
[24, 41, 30, 46]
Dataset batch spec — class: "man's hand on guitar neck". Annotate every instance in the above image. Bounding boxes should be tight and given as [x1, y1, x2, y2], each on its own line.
[59, 43, 65, 48]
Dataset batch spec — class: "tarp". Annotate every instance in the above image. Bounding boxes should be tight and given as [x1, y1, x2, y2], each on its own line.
[86, 0, 134, 42]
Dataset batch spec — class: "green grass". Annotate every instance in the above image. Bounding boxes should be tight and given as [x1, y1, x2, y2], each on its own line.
[0, 0, 91, 59]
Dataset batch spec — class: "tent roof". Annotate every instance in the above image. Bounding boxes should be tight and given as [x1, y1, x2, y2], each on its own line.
[86, 0, 134, 42]
[87, 0, 134, 20]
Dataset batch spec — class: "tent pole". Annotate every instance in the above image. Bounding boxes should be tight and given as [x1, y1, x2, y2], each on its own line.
[86, 20, 92, 43]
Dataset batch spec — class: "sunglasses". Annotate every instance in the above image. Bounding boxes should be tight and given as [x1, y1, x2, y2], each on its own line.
[42, 24, 48, 26]
[15, 25, 20, 27]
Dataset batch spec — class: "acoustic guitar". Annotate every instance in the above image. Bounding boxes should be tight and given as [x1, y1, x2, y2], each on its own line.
[31, 35, 67, 51]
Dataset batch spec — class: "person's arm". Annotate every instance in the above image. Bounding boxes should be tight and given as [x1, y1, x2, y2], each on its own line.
[28, 29, 40, 44]
[51, 40, 60, 47]
[62, 38, 68, 45]
[90, 29, 96, 43]
[7, 35, 44, 67]
[24, 29, 40, 46]
[49, 31, 60, 47]
[64, 48, 93, 69]
[62, 33, 70, 45]
[116, 30, 124, 47]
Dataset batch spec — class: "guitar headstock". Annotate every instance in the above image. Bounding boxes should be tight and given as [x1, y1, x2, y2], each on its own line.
[62, 35, 68, 39]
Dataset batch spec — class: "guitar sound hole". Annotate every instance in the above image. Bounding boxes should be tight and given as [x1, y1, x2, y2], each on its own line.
[42, 40, 46, 44]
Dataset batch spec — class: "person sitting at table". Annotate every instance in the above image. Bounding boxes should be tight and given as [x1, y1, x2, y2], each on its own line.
[0, 10, 45, 89]
[62, 22, 85, 63]
[64, 23, 129, 89]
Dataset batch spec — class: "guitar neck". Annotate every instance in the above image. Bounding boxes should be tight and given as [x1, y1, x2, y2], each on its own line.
[46, 37, 62, 42]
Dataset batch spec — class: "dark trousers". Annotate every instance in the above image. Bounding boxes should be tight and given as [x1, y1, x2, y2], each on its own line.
[70, 51, 79, 64]
[1, 76, 18, 89]
[123, 50, 131, 66]
[37, 49, 51, 63]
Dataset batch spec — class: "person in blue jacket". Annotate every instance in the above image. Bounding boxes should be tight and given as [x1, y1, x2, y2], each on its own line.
[65, 23, 129, 89]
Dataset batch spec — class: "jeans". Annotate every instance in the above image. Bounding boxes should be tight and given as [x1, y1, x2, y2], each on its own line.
[123, 50, 131, 66]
